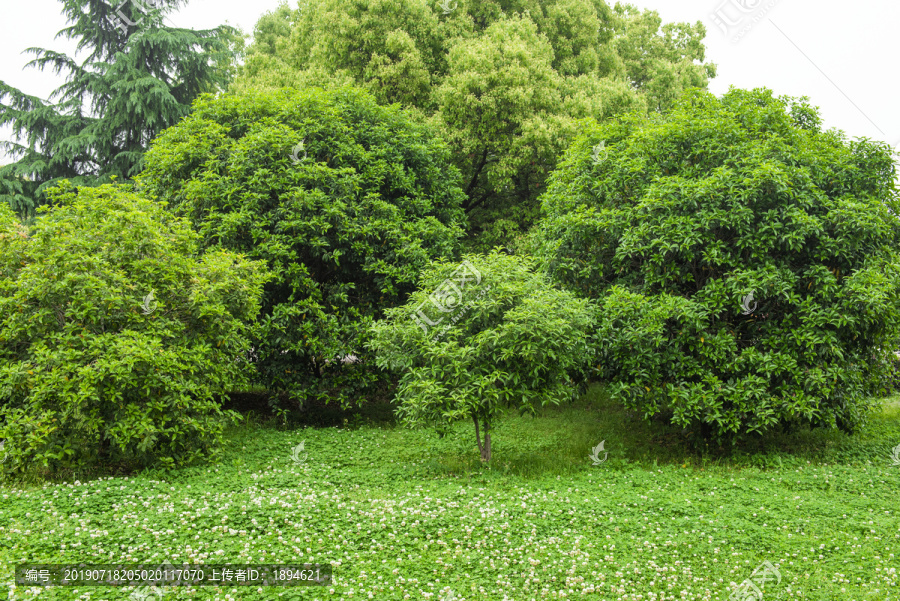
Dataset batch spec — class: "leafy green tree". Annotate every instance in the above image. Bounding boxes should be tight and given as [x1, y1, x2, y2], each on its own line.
[0, 0, 241, 221]
[136, 86, 467, 409]
[367, 251, 594, 462]
[234, 0, 715, 251]
[0, 184, 271, 476]
[533, 88, 900, 442]
[612, 4, 714, 112]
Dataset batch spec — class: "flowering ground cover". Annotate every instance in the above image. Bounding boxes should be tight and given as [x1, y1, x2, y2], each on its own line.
[2, 386, 899, 600]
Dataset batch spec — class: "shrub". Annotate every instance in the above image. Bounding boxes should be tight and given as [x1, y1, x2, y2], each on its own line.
[137, 86, 467, 410]
[367, 251, 595, 461]
[533, 87, 900, 442]
[0, 184, 272, 476]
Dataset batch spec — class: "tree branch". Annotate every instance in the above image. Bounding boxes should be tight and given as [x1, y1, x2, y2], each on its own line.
[463, 148, 490, 210]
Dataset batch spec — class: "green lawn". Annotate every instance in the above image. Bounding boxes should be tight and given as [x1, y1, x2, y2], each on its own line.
[2, 385, 899, 600]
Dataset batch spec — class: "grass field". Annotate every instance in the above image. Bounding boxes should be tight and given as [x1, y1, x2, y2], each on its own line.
[2, 385, 899, 600]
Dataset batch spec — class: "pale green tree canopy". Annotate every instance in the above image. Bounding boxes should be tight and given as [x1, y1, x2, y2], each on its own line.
[233, 0, 716, 251]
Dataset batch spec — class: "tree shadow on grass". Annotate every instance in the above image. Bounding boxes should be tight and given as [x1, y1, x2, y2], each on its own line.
[415, 383, 900, 479]
[11, 383, 898, 487]
[220, 384, 398, 429]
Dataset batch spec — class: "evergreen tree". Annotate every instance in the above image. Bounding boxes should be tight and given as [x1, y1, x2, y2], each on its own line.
[0, 0, 241, 221]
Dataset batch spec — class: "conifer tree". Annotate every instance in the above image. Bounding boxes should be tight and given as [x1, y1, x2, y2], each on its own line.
[0, 0, 241, 220]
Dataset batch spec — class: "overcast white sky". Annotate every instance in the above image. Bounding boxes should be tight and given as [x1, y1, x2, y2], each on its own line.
[1, 0, 898, 164]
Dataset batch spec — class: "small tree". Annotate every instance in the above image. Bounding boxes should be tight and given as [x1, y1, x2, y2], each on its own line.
[0, 184, 271, 476]
[534, 87, 900, 442]
[367, 251, 594, 462]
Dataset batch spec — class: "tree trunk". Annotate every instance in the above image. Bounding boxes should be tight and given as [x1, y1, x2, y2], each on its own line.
[473, 413, 484, 460]
[482, 415, 491, 463]
[473, 412, 491, 463]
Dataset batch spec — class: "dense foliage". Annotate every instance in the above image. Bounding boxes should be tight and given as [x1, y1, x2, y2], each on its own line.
[534, 87, 900, 442]
[0, 185, 271, 475]
[137, 86, 467, 410]
[367, 251, 594, 461]
[235, 0, 716, 250]
[0, 0, 241, 221]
